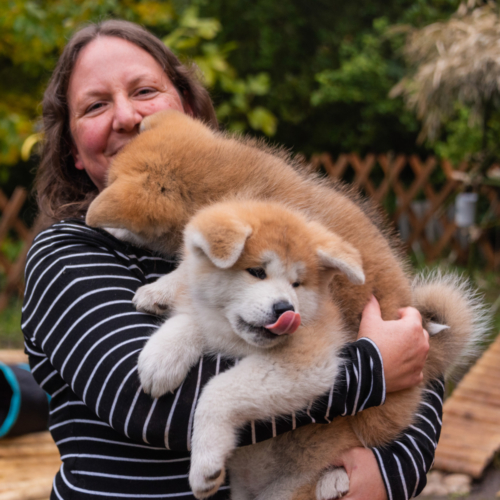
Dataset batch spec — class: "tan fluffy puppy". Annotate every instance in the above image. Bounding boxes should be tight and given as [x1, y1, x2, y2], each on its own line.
[85, 111, 487, 499]
[86, 110, 409, 333]
[86, 110, 480, 373]
[133, 200, 485, 500]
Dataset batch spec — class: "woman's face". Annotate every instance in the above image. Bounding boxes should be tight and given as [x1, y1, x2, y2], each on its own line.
[67, 36, 191, 191]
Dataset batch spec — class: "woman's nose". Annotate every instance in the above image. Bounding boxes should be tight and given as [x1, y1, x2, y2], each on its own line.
[112, 96, 142, 132]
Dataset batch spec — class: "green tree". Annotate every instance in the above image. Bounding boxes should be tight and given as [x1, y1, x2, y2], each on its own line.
[194, 0, 463, 155]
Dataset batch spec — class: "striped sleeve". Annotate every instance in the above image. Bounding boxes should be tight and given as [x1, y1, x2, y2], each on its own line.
[298, 337, 386, 425]
[372, 378, 444, 500]
[21, 220, 234, 451]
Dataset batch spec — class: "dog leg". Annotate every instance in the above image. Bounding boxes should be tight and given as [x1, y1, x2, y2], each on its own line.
[253, 475, 310, 500]
[138, 313, 203, 397]
[133, 265, 187, 316]
[229, 474, 254, 500]
[189, 354, 339, 499]
[315, 468, 349, 500]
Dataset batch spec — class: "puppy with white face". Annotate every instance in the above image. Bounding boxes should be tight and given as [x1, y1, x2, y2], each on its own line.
[193, 249, 305, 349]
[136, 199, 364, 399]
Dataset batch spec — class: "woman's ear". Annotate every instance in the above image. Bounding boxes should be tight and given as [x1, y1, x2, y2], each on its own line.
[71, 143, 84, 171]
[184, 206, 253, 269]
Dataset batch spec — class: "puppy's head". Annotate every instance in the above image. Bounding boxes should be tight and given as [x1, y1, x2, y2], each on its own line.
[85, 110, 218, 255]
[183, 200, 365, 348]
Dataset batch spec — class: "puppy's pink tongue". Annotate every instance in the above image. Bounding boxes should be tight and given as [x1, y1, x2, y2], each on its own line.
[265, 311, 301, 335]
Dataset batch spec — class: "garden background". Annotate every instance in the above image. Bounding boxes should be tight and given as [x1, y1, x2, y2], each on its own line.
[2, 0, 500, 497]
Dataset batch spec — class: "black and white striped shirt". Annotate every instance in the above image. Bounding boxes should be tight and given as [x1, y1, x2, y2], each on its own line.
[21, 219, 443, 500]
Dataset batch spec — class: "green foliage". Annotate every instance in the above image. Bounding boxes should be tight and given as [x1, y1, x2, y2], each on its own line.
[431, 105, 484, 165]
[193, 0, 462, 156]
[310, 19, 420, 151]
[0, 0, 276, 185]
[0, 298, 23, 349]
[0, 237, 23, 262]
[165, 7, 276, 134]
[0, 0, 493, 188]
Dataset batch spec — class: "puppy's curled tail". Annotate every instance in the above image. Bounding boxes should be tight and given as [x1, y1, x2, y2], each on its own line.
[412, 270, 491, 383]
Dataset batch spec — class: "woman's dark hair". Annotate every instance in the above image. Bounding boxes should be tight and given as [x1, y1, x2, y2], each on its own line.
[36, 19, 218, 220]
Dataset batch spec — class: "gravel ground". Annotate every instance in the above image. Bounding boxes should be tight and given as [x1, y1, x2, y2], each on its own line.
[422, 465, 500, 500]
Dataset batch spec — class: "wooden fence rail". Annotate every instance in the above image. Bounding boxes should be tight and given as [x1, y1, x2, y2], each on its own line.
[0, 188, 43, 311]
[0, 153, 499, 309]
[312, 153, 500, 267]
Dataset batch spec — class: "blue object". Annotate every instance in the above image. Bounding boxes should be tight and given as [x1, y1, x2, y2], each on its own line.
[0, 362, 49, 438]
[0, 362, 21, 437]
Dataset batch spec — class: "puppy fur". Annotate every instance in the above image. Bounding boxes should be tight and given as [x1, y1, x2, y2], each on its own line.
[86, 111, 489, 499]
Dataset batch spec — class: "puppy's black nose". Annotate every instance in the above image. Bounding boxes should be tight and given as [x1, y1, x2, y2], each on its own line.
[273, 301, 295, 316]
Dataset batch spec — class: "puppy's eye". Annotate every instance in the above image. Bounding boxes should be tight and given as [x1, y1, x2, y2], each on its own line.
[247, 267, 266, 280]
[292, 282, 301, 288]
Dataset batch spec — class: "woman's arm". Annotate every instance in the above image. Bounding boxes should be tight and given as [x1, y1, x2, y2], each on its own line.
[335, 378, 444, 500]
[22, 220, 236, 450]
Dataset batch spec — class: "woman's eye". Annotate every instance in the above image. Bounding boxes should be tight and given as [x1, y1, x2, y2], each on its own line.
[247, 267, 266, 280]
[136, 88, 157, 97]
[85, 102, 105, 114]
[292, 282, 301, 288]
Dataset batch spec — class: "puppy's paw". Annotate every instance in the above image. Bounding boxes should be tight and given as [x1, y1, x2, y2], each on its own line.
[133, 283, 171, 316]
[138, 338, 190, 397]
[189, 456, 226, 499]
[316, 467, 350, 500]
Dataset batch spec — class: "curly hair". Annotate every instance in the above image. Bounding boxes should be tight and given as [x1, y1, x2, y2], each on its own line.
[36, 19, 218, 221]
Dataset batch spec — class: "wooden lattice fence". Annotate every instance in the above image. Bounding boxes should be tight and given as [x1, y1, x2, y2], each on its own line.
[0, 188, 43, 311]
[0, 154, 499, 309]
[312, 153, 500, 267]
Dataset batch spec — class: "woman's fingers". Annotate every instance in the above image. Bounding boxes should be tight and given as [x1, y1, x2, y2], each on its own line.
[397, 305, 422, 322]
[334, 448, 387, 500]
[358, 296, 429, 393]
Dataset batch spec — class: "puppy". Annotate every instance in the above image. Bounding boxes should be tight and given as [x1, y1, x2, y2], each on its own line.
[136, 200, 359, 498]
[85, 111, 487, 499]
[86, 110, 410, 333]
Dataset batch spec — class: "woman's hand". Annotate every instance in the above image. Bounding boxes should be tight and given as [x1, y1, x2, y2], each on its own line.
[358, 295, 429, 393]
[334, 447, 387, 500]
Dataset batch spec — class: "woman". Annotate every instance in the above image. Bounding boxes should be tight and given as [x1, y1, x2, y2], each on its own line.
[22, 19, 438, 500]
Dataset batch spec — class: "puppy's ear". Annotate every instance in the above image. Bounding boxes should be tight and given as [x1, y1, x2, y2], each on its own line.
[315, 230, 365, 285]
[86, 183, 123, 228]
[185, 210, 252, 269]
[86, 181, 141, 230]
[140, 110, 175, 133]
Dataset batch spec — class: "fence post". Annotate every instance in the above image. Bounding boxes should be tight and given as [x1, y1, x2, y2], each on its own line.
[0, 188, 42, 311]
